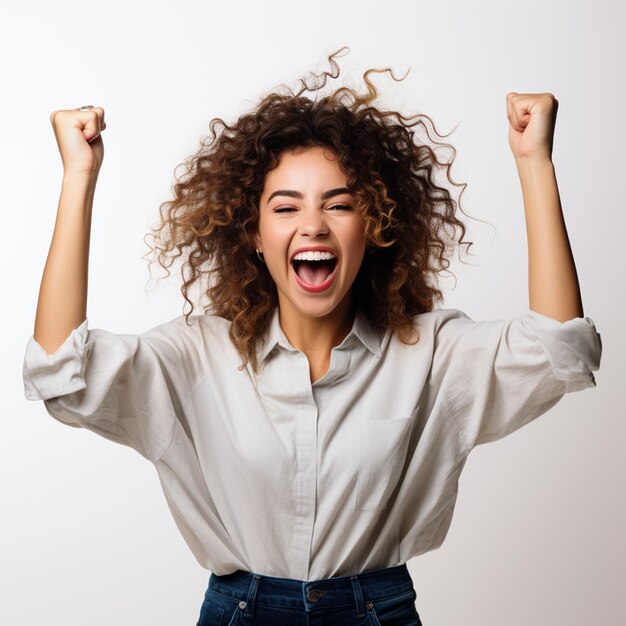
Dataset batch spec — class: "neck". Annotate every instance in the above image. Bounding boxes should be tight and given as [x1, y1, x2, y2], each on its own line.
[278, 295, 356, 357]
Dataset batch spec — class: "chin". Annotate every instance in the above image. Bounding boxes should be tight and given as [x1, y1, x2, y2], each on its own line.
[294, 302, 341, 319]
[295, 292, 354, 320]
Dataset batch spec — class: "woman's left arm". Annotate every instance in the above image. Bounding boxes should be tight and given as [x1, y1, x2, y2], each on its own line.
[506, 92, 584, 322]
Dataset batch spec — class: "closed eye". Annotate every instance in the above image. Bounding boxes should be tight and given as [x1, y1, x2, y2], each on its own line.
[273, 204, 352, 213]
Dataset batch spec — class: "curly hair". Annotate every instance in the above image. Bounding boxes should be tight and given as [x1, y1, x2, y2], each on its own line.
[144, 46, 484, 374]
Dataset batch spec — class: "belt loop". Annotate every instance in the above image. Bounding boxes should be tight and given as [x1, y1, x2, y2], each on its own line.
[350, 574, 366, 618]
[243, 574, 261, 618]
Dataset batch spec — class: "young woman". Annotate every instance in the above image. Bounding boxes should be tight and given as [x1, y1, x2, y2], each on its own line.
[23, 49, 602, 625]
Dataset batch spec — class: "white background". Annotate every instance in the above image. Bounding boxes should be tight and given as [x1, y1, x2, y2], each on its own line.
[1, 1, 623, 624]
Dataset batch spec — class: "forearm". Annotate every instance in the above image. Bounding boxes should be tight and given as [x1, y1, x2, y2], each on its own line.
[515, 156, 584, 322]
[33, 173, 96, 354]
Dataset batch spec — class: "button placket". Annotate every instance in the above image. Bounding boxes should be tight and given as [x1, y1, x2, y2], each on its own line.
[290, 352, 320, 580]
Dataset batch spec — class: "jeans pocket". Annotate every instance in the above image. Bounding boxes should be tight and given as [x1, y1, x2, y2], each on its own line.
[355, 416, 414, 511]
[366, 588, 422, 626]
[198, 588, 242, 626]
[224, 604, 240, 626]
[197, 598, 225, 625]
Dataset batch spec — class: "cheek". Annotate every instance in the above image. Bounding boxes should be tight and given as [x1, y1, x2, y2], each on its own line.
[257, 225, 278, 254]
[346, 224, 367, 257]
[260, 234, 289, 278]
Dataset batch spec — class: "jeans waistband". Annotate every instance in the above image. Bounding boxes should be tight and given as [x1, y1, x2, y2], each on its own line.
[208, 563, 414, 615]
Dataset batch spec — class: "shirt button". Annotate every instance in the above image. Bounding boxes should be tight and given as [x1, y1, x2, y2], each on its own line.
[238, 600, 247, 609]
[365, 600, 374, 609]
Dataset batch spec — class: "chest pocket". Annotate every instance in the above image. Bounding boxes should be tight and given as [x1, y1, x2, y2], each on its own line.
[355, 416, 414, 512]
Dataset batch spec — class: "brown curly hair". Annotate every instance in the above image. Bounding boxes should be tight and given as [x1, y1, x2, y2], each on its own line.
[144, 46, 485, 374]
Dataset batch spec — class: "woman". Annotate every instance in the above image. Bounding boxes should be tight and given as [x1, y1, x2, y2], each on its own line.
[22, 48, 602, 625]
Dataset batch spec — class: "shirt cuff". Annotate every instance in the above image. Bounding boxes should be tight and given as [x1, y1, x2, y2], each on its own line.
[521, 308, 602, 394]
[22, 319, 90, 401]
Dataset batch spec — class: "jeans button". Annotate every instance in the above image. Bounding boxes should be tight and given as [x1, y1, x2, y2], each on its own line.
[365, 600, 374, 609]
[238, 600, 247, 609]
[308, 589, 324, 602]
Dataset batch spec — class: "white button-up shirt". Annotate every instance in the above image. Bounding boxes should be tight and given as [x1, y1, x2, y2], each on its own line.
[22, 306, 602, 581]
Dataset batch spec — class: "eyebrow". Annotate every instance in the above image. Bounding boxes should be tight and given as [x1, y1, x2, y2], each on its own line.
[266, 187, 351, 203]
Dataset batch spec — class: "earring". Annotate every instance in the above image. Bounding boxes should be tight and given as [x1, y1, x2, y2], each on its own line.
[256, 249, 265, 263]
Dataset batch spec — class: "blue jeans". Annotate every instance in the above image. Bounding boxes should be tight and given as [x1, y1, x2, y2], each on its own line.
[196, 563, 423, 625]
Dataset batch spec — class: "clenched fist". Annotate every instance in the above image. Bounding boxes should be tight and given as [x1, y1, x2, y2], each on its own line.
[49, 106, 106, 177]
[506, 92, 558, 161]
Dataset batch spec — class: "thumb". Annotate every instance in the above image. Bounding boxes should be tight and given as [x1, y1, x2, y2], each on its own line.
[82, 117, 101, 143]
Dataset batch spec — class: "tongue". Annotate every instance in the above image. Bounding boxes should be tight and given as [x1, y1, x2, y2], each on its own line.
[297, 261, 333, 285]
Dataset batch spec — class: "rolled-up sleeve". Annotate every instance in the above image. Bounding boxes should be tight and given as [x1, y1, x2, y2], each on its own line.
[22, 318, 191, 462]
[430, 308, 602, 450]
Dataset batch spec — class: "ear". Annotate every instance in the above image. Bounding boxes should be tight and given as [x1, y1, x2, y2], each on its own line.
[253, 230, 262, 253]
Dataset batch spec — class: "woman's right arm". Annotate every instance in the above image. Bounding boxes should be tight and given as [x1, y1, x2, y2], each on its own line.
[24, 107, 197, 462]
[33, 107, 106, 355]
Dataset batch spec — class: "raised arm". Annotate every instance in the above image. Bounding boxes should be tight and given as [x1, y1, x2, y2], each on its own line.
[506, 92, 584, 322]
[33, 106, 106, 354]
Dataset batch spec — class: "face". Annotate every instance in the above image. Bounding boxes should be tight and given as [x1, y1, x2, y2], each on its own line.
[255, 145, 367, 323]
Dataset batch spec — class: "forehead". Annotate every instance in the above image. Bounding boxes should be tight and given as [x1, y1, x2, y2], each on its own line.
[261, 146, 348, 196]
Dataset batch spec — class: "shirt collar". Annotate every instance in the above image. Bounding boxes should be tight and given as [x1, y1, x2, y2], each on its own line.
[257, 306, 383, 363]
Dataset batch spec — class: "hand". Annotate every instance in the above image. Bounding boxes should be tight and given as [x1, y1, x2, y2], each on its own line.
[506, 92, 558, 161]
[49, 106, 106, 177]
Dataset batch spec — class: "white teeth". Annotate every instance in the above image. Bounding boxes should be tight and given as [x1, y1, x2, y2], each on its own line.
[292, 251, 337, 261]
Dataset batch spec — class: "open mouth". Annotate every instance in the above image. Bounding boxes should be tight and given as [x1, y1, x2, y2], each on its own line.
[291, 251, 337, 287]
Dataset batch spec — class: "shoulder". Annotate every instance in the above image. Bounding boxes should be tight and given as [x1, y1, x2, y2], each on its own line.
[381, 308, 473, 352]
[410, 308, 475, 339]
[379, 307, 474, 360]
[139, 311, 234, 364]
[142, 311, 230, 339]
[400, 308, 480, 388]
[412, 307, 472, 325]
[130, 312, 239, 388]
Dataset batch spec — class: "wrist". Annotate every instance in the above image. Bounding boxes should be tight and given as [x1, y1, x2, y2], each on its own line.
[514, 155, 555, 180]
[62, 169, 99, 188]
[514, 153, 554, 168]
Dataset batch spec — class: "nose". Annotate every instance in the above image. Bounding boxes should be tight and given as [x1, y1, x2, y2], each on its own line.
[298, 208, 329, 238]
